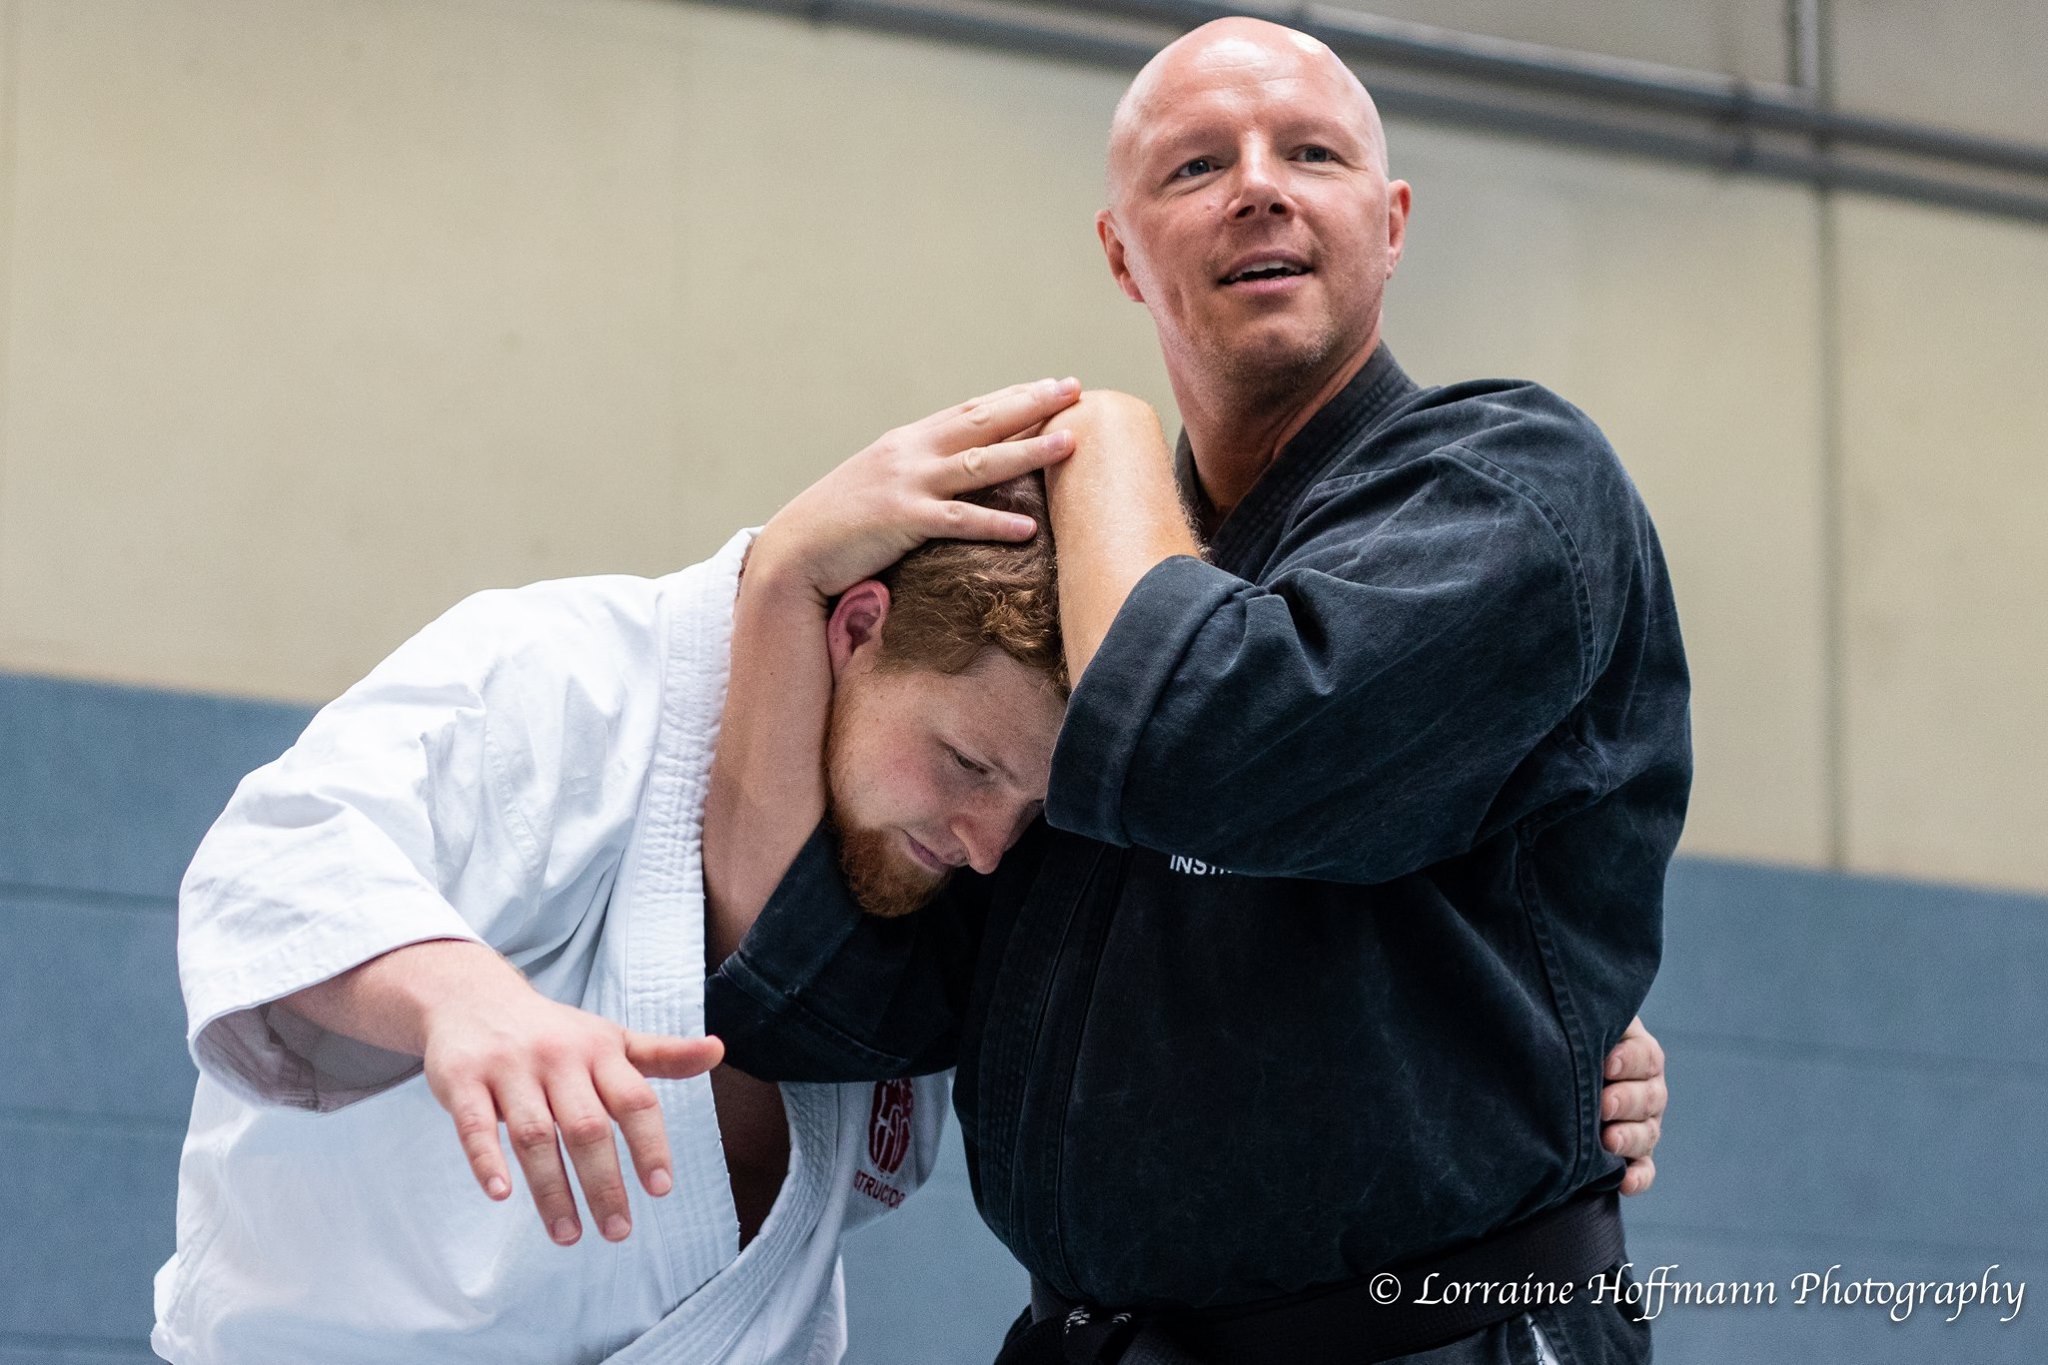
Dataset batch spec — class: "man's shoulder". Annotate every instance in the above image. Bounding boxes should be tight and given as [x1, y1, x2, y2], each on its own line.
[1369, 375, 1615, 470]
[1296, 375, 1664, 621]
[1349, 375, 1643, 533]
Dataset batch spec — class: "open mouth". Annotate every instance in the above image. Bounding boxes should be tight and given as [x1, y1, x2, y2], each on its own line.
[1220, 261, 1311, 285]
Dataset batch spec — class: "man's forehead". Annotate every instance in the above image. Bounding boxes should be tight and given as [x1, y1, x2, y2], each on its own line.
[1131, 76, 1357, 152]
[1172, 28, 1332, 83]
[1110, 20, 1382, 177]
[949, 661, 1063, 770]
[1131, 36, 1332, 120]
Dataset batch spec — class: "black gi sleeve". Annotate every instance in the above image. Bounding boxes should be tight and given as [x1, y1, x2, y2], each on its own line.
[704, 821, 983, 1081]
[1046, 449, 1595, 884]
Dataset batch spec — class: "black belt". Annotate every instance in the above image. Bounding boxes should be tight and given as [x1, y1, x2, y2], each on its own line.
[995, 1190, 1626, 1365]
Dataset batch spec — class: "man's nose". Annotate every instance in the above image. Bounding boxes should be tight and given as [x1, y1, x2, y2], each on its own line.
[1228, 147, 1292, 221]
[953, 803, 1023, 876]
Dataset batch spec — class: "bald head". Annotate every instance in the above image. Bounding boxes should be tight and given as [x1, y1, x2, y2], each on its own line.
[1107, 18, 1388, 207]
[1092, 15, 1411, 432]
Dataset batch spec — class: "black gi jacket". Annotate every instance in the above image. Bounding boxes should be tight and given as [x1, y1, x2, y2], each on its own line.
[708, 346, 1692, 1312]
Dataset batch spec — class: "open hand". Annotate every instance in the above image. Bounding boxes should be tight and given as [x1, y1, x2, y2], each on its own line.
[422, 984, 723, 1245]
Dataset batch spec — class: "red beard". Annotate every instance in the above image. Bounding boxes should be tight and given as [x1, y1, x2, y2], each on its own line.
[823, 699, 950, 919]
[827, 815, 948, 919]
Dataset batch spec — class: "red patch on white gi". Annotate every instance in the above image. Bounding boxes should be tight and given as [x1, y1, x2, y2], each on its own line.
[866, 1078, 914, 1176]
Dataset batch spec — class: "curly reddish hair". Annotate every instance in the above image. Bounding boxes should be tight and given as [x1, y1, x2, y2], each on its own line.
[874, 474, 1067, 695]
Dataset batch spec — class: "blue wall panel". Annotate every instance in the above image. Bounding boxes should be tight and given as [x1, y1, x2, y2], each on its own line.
[4, 672, 2046, 1363]
[2, 889, 192, 1123]
[0, 1346, 163, 1365]
[841, 1120, 1028, 1365]
[1629, 860, 2048, 1361]
[1648, 857, 2048, 1066]
[1630, 1040, 2047, 1249]
[0, 674, 310, 899]
[0, 1119, 184, 1345]
[1, 675, 309, 1363]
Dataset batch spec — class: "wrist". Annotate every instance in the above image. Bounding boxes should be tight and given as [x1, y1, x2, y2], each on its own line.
[743, 523, 836, 609]
[410, 942, 531, 1047]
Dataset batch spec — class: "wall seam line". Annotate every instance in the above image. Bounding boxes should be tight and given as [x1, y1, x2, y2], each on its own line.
[1818, 194, 1847, 873]
[0, 1105, 190, 1137]
[0, 0, 19, 632]
[1811, 0, 1850, 872]
[0, 878, 180, 912]
[1621, 1217, 2048, 1260]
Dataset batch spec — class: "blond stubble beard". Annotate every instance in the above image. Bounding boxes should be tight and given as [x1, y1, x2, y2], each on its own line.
[1185, 300, 1350, 414]
[1180, 269, 1384, 416]
[823, 693, 950, 919]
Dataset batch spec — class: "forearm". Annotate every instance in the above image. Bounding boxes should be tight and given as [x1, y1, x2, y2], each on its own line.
[279, 937, 527, 1057]
[1043, 393, 1196, 681]
[702, 537, 835, 968]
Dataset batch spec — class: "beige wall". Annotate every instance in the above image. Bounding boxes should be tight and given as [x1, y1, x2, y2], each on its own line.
[1835, 196, 2048, 891]
[1384, 129, 1832, 871]
[0, 0, 2043, 893]
[1834, 0, 2048, 142]
[1323, 0, 1792, 84]
[0, 0, 1166, 700]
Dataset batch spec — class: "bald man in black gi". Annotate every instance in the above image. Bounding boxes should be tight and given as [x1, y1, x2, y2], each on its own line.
[706, 18, 1686, 1365]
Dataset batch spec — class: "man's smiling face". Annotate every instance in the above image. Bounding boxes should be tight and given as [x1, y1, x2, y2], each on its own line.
[1099, 20, 1409, 396]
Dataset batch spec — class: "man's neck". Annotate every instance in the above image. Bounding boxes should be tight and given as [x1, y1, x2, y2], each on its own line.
[1173, 331, 1380, 520]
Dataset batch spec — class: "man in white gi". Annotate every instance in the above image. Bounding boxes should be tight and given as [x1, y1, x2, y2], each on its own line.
[153, 380, 1087, 1365]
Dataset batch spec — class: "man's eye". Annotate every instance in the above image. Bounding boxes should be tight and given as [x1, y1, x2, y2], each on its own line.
[948, 747, 987, 776]
[1298, 145, 1334, 163]
[1174, 157, 1217, 179]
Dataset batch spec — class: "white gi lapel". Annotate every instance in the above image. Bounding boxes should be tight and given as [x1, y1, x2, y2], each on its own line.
[604, 1083, 847, 1365]
[597, 527, 755, 1305]
[598, 528, 921, 1365]
[596, 526, 861, 1364]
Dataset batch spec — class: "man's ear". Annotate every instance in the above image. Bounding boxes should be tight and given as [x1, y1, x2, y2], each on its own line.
[826, 580, 892, 678]
[1384, 179, 1412, 279]
[1098, 211, 1145, 303]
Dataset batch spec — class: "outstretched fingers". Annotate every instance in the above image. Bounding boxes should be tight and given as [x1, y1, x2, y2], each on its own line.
[441, 1076, 513, 1201]
[549, 1069, 635, 1242]
[625, 1031, 724, 1080]
[494, 1073, 584, 1245]
[594, 1052, 675, 1199]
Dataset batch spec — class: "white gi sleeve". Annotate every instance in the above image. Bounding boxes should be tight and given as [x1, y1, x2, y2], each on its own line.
[177, 574, 669, 1112]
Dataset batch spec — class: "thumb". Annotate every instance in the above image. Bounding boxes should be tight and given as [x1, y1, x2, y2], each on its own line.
[625, 1031, 725, 1079]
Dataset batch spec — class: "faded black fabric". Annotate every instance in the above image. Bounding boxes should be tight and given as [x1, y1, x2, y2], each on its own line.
[993, 1293, 1646, 1365]
[708, 347, 1686, 1359]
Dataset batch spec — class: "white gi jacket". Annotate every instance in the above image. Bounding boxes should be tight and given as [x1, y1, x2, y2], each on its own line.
[152, 530, 948, 1365]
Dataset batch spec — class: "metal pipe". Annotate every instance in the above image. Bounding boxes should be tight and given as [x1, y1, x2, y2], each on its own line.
[697, 0, 2048, 225]
[1084, 0, 2048, 179]
[1356, 72, 2048, 225]
[1788, 0, 1825, 94]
